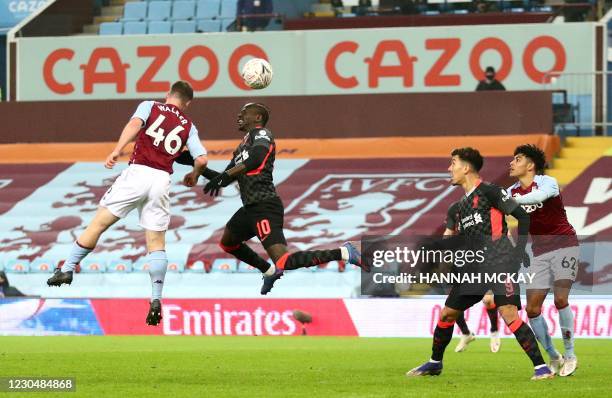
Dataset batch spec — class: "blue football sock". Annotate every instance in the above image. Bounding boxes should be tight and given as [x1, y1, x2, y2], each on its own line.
[558, 305, 576, 359]
[148, 250, 168, 301]
[529, 314, 559, 359]
[61, 241, 93, 272]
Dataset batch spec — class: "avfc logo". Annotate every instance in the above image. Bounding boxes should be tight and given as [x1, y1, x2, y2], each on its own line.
[283, 173, 457, 251]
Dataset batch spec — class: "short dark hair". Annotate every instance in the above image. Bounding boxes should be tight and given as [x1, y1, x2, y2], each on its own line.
[170, 80, 194, 102]
[485, 66, 495, 74]
[514, 144, 547, 174]
[451, 147, 483, 172]
[244, 103, 270, 126]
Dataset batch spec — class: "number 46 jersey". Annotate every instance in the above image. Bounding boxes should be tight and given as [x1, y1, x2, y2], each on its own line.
[129, 101, 206, 173]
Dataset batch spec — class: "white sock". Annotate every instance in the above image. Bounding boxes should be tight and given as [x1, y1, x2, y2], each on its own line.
[61, 241, 93, 272]
[558, 305, 576, 359]
[148, 250, 168, 301]
[340, 246, 349, 261]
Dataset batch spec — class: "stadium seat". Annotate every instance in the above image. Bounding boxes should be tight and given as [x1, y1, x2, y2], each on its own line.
[220, 18, 235, 31]
[185, 260, 206, 272]
[148, 20, 172, 34]
[122, 1, 147, 21]
[5, 260, 30, 273]
[172, 0, 196, 20]
[80, 259, 106, 273]
[99, 21, 123, 35]
[29, 259, 57, 273]
[107, 260, 133, 273]
[173, 19, 196, 33]
[236, 261, 260, 273]
[220, 0, 237, 19]
[133, 259, 151, 272]
[167, 260, 185, 273]
[148, 1, 172, 20]
[132, 259, 184, 272]
[197, 19, 221, 32]
[196, 0, 221, 19]
[211, 258, 237, 273]
[123, 21, 147, 34]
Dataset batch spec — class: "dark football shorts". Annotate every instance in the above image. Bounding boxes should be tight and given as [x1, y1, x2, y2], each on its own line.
[445, 280, 522, 311]
[226, 196, 287, 249]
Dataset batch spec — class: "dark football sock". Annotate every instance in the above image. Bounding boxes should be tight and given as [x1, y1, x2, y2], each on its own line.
[456, 312, 471, 335]
[219, 243, 270, 273]
[431, 320, 455, 361]
[276, 249, 342, 270]
[487, 308, 499, 332]
[509, 319, 545, 367]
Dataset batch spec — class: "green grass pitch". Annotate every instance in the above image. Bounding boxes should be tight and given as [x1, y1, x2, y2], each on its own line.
[1, 336, 610, 398]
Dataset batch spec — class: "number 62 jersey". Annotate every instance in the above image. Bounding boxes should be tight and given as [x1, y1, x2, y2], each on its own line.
[129, 101, 206, 173]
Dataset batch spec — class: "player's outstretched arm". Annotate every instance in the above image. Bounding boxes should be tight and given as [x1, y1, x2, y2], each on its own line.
[105, 118, 143, 169]
[509, 205, 531, 267]
[484, 185, 531, 266]
[183, 155, 208, 187]
[182, 125, 211, 187]
[226, 145, 269, 178]
[175, 151, 195, 165]
[202, 145, 269, 196]
[512, 176, 559, 205]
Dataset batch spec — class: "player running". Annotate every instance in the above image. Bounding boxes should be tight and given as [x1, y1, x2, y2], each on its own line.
[444, 201, 501, 353]
[407, 147, 553, 380]
[509, 144, 579, 376]
[46, 81, 208, 326]
[178, 103, 365, 294]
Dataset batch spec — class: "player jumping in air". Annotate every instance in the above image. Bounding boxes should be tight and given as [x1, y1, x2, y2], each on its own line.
[509, 144, 579, 376]
[407, 147, 553, 380]
[177, 103, 365, 294]
[47, 81, 208, 326]
[444, 201, 501, 353]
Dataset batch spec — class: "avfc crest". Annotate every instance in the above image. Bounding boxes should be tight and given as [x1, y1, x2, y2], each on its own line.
[283, 173, 457, 251]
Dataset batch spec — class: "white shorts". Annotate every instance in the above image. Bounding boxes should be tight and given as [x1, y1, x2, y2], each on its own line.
[100, 164, 171, 231]
[528, 245, 580, 290]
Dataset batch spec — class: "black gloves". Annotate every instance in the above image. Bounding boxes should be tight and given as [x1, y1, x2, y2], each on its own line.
[201, 168, 221, 180]
[203, 172, 233, 197]
[521, 250, 531, 268]
[513, 247, 531, 268]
